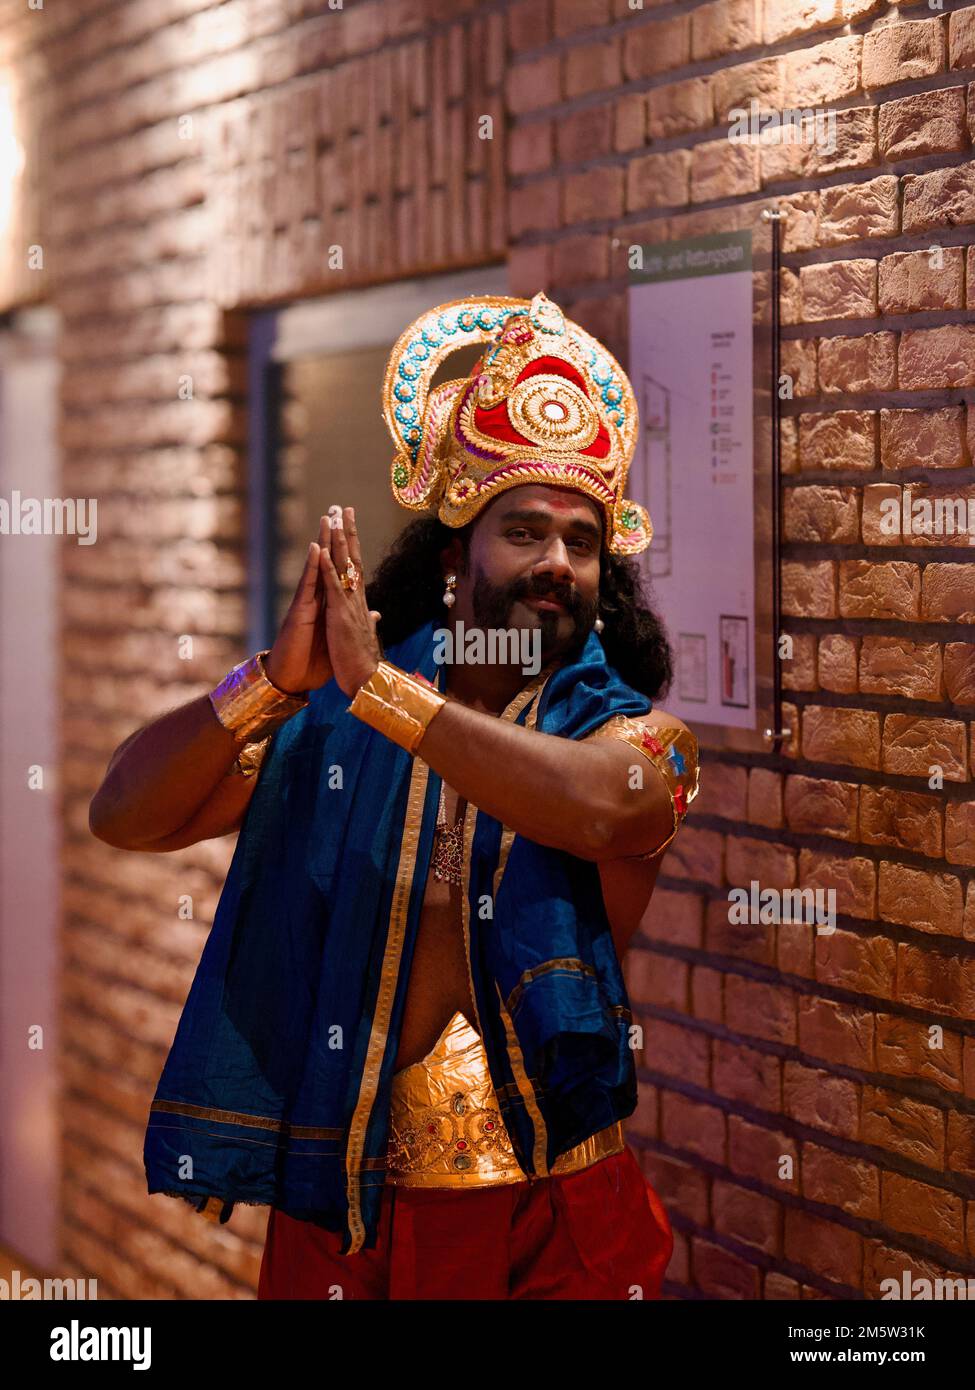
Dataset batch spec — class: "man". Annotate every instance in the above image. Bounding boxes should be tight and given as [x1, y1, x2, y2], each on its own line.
[90, 290, 700, 1301]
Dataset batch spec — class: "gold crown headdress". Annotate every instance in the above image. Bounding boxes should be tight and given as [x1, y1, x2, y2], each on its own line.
[381, 290, 653, 555]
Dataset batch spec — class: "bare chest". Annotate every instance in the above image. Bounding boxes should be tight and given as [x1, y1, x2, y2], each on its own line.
[390, 783, 656, 1070]
[392, 783, 477, 1071]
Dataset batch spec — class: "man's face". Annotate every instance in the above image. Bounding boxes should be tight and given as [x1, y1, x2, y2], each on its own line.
[452, 484, 602, 664]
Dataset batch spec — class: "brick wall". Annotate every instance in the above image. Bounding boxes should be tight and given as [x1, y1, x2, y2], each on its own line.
[2, 0, 974, 1299]
[504, 0, 975, 1298]
[1, 0, 506, 1299]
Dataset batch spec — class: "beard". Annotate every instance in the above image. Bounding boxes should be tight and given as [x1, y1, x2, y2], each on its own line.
[467, 567, 598, 664]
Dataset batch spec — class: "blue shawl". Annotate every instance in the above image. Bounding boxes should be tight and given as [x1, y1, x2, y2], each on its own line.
[144, 619, 654, 1253]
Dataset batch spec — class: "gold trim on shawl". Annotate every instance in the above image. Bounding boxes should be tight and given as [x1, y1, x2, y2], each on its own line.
[490, 665, 549, 896]
[344, 751, 431, 1254]
[494, 983, 550, 1178]
[149, 1099, 343, 1140]
[504, 956, 599, 1015]
[460, 661, 559, 1181]
[456, 665, 554, 1043]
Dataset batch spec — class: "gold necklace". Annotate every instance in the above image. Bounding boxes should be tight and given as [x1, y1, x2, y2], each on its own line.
[433, 780, 465, 885]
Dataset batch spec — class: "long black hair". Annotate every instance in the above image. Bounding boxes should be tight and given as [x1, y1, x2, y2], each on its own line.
[366, 515, 674, 702]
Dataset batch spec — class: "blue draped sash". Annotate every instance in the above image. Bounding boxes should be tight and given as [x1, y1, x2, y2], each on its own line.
[144, 619, 654, 1252]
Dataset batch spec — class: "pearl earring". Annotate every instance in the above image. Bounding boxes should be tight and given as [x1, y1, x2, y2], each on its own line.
[442, 573, 457, 608]
[594, 614, 604, 633]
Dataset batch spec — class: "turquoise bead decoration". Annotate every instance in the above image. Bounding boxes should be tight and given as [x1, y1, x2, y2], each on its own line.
[382, 292, 649, 556]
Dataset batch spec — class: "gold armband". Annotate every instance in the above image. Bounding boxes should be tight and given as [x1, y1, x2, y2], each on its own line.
[208, 650, 309, 743]
[347, 661, 446, 754]
[585, 714, 700, 859]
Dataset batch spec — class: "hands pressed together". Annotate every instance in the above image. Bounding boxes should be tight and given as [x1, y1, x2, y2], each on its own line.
[263, 504, 384, 699]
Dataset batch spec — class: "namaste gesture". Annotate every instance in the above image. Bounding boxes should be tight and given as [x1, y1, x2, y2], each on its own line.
[263, 504, 384, 698]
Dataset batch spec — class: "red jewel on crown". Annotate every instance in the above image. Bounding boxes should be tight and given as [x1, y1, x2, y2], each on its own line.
[456, 1140, 468, 1150]
[641, 730, 665, 756]
[484, 1120, 495, 1131]
[427, 1123, 437, 1134]
[673, 785, 687, 817]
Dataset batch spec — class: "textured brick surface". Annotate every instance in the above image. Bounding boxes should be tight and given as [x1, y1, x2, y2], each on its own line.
[5, 0, 972, 1307]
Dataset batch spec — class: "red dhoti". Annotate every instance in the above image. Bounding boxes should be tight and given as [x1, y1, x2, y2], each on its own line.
[258, 1143, 672, 1300]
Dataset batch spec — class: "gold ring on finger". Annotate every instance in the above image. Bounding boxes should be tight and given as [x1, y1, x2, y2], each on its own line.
[339, 558, 360, 592]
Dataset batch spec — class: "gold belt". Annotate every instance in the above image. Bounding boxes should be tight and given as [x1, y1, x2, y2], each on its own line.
[385, 1011, 624, 1189]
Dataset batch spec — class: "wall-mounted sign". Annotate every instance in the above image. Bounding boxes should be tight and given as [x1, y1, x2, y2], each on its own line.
[629, 230, 756, 731]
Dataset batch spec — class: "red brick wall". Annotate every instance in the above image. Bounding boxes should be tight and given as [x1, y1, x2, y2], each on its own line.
[2, 0, 506, 1299]
[3, 0, 974, 1299]
[505, 0, 975, 1298]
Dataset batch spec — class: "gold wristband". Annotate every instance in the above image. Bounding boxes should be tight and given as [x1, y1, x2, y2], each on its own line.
[209, 650, 310, 743]
[347, 661, 446, 754]
[583, 716, 700, 859]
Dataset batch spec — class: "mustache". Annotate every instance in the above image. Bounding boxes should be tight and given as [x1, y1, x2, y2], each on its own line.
[510, 577, 578, 610]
